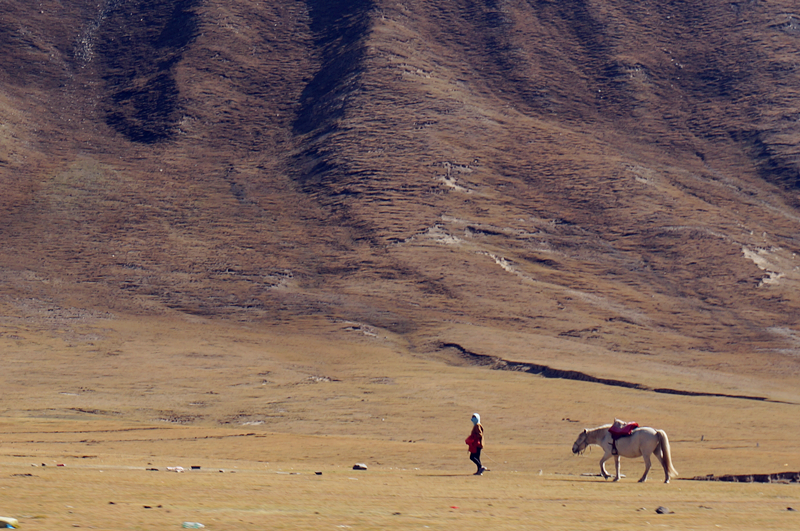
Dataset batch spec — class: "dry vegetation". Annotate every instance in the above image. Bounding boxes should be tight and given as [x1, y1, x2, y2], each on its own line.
[1, 313, 798, 529]
[2, 1, 800, 529]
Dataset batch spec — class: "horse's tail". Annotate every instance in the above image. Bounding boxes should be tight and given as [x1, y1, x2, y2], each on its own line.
[657, 429, 678, 478]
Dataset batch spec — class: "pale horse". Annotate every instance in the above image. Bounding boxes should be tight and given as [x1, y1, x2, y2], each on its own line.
[571, 422, 678, 483]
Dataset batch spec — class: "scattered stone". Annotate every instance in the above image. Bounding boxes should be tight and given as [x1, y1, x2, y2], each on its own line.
[788, 507, 796, 511]
[146, 468, 158, 471]
[655, 506, 674, 514]
[315, 471, 323, 475]
[0, 517, 20, 529]
[353, 463, 368, 470]
[191, 466, 201, 470]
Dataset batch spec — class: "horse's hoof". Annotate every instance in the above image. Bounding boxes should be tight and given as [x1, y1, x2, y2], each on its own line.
[613, 477, 620, 482]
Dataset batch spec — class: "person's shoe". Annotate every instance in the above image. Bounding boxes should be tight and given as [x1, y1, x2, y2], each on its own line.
[474, 469, 483, 475]
[479, 466, 488, 473]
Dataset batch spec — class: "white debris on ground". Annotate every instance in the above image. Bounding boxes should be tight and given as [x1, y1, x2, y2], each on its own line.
[742, 246, 786, 286]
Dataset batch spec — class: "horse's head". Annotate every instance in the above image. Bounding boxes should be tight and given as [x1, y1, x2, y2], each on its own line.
[572, 429, 588, 455]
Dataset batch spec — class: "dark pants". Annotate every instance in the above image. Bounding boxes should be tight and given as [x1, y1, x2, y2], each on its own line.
[470, 448, 482, 471]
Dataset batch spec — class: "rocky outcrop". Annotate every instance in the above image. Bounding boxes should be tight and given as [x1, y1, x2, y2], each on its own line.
[687, 472, 800, 483]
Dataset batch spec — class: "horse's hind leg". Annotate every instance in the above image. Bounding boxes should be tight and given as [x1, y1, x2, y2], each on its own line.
[613, 455, 621, 482]
[653, 445, 669, 483]
[638, 454, 652, 483]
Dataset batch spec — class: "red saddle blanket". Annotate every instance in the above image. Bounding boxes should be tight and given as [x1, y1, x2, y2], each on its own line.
[609, 422, 639, 439]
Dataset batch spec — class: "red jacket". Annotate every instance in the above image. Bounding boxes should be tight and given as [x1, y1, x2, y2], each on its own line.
[465, 424, 484, 453]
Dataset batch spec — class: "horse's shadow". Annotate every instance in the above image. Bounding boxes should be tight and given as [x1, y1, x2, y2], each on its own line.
[548, 477, 616, 483]
[416, 473, 477, 477]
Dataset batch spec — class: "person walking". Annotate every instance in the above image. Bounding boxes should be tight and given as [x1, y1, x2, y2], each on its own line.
[465, 413, 486, 475]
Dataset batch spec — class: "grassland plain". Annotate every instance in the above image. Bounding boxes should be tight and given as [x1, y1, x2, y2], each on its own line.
[1, 314, 798, 530]
[3, 1, 800, 529]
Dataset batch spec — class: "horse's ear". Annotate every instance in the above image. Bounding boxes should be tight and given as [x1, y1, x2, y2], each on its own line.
[583, 429, 587, 434]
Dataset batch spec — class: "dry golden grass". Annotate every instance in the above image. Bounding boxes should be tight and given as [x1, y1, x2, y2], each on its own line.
[2, 441, 798, 531]
[1, 314, 798, 530]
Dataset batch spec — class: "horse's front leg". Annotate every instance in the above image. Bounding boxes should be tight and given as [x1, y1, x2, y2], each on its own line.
[613, 455, 621, 481]
[599, 451, 612, 480]
[638, 453, 652, 483]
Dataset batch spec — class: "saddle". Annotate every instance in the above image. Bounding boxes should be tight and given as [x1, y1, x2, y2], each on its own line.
[608, 419, 639, 455]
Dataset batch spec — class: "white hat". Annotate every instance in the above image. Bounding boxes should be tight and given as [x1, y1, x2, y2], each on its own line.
[471, 413, 480, 424]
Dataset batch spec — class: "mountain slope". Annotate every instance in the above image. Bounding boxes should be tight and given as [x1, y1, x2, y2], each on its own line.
[2, 0, 800, 393]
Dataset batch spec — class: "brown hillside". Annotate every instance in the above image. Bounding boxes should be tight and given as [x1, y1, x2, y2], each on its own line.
[2, 0, 800, 400]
